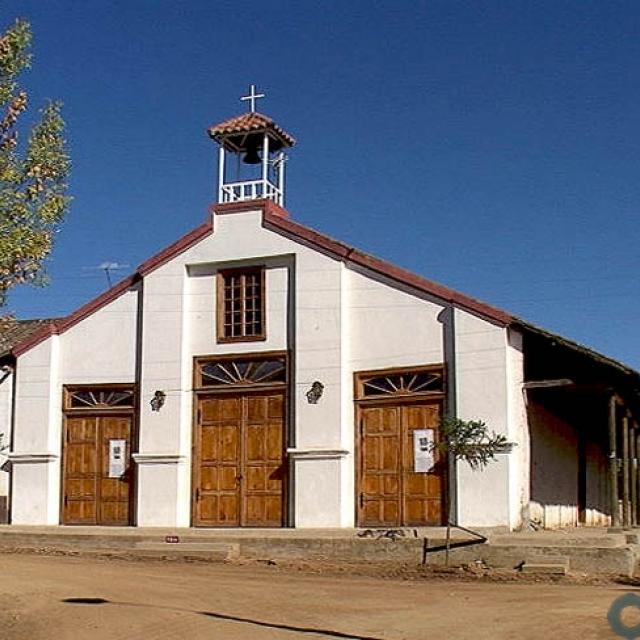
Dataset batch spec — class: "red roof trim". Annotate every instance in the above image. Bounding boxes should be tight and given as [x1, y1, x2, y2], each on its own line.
[137, 220, 212, 276]
[12, 220, 214, 357]
[11, 322, 58, 358]
[56, 275, 140, 334]
[212, 199, 290, 219]
[12, 198, 511, 358]
[262, 210, 513, 326]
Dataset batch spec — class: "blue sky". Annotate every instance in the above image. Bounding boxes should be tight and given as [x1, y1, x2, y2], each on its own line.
[3, 1, 640, 366]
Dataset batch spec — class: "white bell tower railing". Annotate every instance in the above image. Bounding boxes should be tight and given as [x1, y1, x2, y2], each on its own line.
[217, 132, 287, 206]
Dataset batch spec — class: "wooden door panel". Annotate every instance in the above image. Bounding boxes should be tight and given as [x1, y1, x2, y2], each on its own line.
[358, 399, 445, 527]
[246, 466, 267, 491]
[243, 393, 284, 527]
[65, 478, 96, 498]
[219, 494, 239, 524]
[65, 447, 98, 475]
[63, 417, 98, 524]
[359, 406, 402, 527]
[245, 494, 282, 523]
[246, 425, 266, 461]
[65, 497, 97, 524]
[402, 402, 443, 526]
[99, 501, 129, 525]
[195, 396, 242, 526]
[97, 416, 132, 526]
[62, 413, 133, 526]
[194, 391, 285, 527]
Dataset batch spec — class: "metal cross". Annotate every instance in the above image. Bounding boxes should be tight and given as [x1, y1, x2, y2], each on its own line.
[240, 84, 265, 112]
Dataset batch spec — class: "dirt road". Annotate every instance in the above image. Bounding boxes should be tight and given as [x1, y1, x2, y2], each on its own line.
[0, 554, 628, 639]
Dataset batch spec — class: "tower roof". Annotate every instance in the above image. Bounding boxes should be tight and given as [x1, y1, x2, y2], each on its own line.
[208, 112, 296, 152]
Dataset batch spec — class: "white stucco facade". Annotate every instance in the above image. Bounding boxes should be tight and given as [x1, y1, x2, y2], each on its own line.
[7, 204, 531, 530]
[0, 365, 12, 520]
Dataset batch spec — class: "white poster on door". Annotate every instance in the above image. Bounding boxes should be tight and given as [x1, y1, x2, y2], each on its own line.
[108, 439, 126, 478]
[413, 429, 435, 473]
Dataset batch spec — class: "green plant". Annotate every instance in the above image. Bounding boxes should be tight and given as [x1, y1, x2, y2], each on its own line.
[432, 416, 510, 564]
[0, 18, 71, 308]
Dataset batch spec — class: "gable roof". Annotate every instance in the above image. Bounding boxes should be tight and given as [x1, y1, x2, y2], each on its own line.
[9, 199, 635, 389]
[0, 318, 58, 360]
[208, 112, 296, 151]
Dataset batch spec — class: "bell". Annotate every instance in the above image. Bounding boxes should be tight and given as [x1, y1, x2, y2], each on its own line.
[242, 144, 261, 165]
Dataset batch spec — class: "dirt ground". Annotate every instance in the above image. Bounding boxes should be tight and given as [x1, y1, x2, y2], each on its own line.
[0, 552, 632, 639]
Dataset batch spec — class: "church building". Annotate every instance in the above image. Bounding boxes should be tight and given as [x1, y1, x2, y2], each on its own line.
[1, 88, 639, 531]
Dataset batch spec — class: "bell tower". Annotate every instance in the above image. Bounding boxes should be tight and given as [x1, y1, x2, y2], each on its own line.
[208, 85, 296, 207]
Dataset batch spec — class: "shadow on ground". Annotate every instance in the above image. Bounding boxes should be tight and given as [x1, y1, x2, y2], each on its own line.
[61, 597, 385, 639]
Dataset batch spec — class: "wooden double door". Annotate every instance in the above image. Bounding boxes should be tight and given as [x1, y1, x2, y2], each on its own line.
[193, 390, 286, 527]
[62, 414, 133, 525]
[358, 400, 445, 527]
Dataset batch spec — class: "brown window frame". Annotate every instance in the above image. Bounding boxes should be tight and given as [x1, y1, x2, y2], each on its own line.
[216, 266, 266, 343]
[63, 383, 137, 413]
[354, 364, 446, 403]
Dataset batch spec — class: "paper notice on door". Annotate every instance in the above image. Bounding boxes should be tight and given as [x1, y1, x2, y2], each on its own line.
[108, 439, 126, 478]
[413, 429, 434, 473]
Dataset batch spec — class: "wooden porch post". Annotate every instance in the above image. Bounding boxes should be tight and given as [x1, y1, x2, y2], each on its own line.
[609, 394, 620, 527]
[623, 412, 631, 527]
[636, 424, 640, 527]
[630, 419, 638, 527]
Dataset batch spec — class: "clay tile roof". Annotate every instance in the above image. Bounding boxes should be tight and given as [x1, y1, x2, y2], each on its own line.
[0, 317, 58, 359]
[208, 112, 296, 150]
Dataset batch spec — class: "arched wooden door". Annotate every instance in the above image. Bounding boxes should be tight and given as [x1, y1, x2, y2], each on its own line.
[61, 386, 135, 526]
[355, 366, 446, 527]
[192, 354, 288, 527]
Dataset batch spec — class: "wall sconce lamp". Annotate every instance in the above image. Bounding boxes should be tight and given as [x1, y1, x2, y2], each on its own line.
[306, 381, 324, 405]
[150, 390, 166, 412]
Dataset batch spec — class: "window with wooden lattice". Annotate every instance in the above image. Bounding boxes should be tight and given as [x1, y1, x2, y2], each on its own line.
[217, 267, 266, 342]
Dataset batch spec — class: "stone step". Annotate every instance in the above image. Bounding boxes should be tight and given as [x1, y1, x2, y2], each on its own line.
[132, 541, 240, 560]
[490, 534, 627, 548]
[524, 554, 569, 567]
[521, 563, 568, 575]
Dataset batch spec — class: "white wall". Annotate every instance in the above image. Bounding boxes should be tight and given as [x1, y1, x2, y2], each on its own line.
[59, 289, 138, 384]
[11, 337, 61, 524]
[343, 267, 447, 527]
[455, 309, 514, 528]
[11, 285, 139, 526]
[0, 366, 13, 520]
[528, 400, 579, 528]
[346, 268, 444, 371]
[506, 330, 528, 530]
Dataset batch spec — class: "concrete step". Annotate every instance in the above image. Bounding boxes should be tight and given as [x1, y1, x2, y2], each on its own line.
[133, 541, 239, 561]
[424, 543, 635, 576]
[0, 527, 635, 576]
[490, 533, 628, 548]
[521, 563, 568, 575]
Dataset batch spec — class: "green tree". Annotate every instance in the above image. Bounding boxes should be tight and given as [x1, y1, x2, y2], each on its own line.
[432, 417, 510, 564]
[0, 18, 70, 308]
